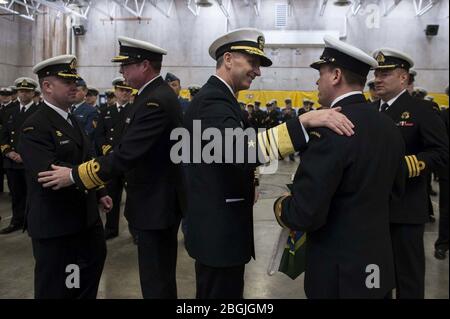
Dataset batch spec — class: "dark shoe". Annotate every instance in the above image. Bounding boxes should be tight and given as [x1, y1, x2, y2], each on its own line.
[0, 224, 22, 234]
[428, 215, 436, 223]
[104, 230, 118, 240]
[430, 190, 438, 197]
[434, 248, 447, 260]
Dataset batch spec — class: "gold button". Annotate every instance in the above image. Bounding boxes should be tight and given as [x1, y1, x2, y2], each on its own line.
[84, 190, 88, 194]
[110, 128, 114, 132]
[11, 131, 15, 135]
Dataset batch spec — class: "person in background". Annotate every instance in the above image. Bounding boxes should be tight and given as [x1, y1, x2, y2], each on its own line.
[166, 72, 190, 114]
[367, 78, 379, 102]
[70, 79, 98, 140]
[434, 86, 449, 260]
[86, 87, 99, 108]
[373, 47, 449, 298]
[0, 77, 40, 234]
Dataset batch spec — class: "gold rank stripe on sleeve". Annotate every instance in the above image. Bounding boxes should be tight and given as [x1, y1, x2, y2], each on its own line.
[274, 195, 290, 229]
[77, 159, 105, 190]
[256, 122, 296, 163]
[405, 155, 425, 178]
[102, 144, 112, 156]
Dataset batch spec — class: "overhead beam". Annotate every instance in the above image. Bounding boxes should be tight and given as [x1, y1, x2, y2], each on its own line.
[414, 0, 439, 16]
[320, 0, 328, 17]
[351, 0, 363, 15]
[382, 0, 402, 17]
[216, 0, 231, 20]
[186, 0, 200, 16]
[148, 0, 174, 18]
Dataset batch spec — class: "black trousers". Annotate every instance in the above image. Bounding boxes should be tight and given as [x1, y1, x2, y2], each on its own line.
[435, 179, 449, 250]
[427, 172, 434, 216]
[195, 261, 245, 299]
[390, 223, 425, 299]
[104, 176, 125, 234]
[137, 219, 180, 299]
[5, 169, 27, 226]
[31, 223, 106, 299]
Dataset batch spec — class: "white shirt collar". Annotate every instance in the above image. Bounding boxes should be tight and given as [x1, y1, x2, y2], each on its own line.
[3, 101, 12, 107]
[380, 89, 407, 107]
[213, 75, 236, 97]
[20, 100, 34, 112]
[72, 101, 85, 111]
[138, 75, 162, 96]
[44, 100, 70, 121]
[330, 91, 363, 108]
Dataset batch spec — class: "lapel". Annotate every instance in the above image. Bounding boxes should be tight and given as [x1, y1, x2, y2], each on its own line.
[115, 102, 130, 131]
[124, 76, 165, 131]
[206, 76, 248, 127]
[71, 113, 90, 160]
[384, 91, 410, 119]
[42, 104, 83, 147]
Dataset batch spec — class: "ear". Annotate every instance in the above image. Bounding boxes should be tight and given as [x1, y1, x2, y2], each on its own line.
[41, 79, 51, 93]
[141, 59, 152, 72]
[223, 52, 233, 68]
[400, 70, 409, 86]
[331, 67, 343, 85]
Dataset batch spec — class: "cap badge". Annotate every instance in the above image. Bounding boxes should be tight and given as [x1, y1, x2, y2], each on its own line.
[401, 112, 410, 120]
[70, 59, 77, 70]
[257, 36, 265, 51]
[376, 52, 385, 64]
[21, 80, 28, 87]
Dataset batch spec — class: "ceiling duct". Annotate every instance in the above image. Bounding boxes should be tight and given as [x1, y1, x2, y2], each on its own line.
[333, 0, 352, 6]
[195, 0, 213, 7]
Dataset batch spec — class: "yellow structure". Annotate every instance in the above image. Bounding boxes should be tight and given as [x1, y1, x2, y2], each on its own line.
[180, 90, 449, 109]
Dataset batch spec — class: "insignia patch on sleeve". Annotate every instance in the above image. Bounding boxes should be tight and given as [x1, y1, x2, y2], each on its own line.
[146, 102, 159, 108]
[22, 126, 34, 133]
[310, 131, 321, 139]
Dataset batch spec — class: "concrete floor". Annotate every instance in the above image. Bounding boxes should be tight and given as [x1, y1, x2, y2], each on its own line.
[0, 160, 448, 299]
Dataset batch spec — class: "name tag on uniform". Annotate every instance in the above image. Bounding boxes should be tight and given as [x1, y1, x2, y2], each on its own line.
[397, 121, 414, 127]
[225, 198, 245, 203]
[60, 140, 70, 145]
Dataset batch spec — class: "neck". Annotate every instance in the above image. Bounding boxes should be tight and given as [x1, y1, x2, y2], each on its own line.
[138, 73, 159, 90]
[216, 70, 238, 94]
[44, 96, 70, 112]
[380, 89, 405, 102]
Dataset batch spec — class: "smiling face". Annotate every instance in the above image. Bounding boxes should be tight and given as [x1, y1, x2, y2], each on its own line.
[227, 52, 261, 92]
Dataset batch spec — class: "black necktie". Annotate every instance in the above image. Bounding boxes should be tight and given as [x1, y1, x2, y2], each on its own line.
[380, 102, 389, 112]
[67, 113, 75, 126]
[70, 105, 76, 113]
[20, 106, 26, 113]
